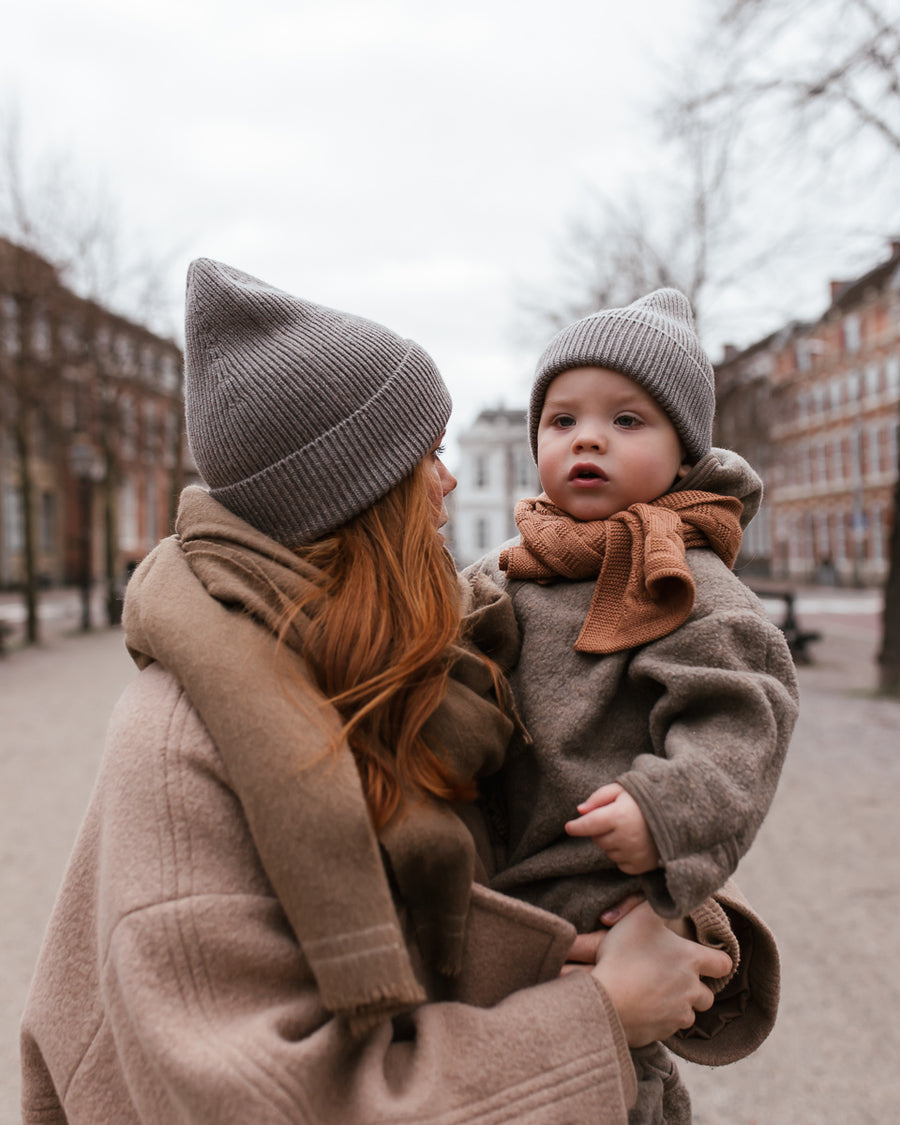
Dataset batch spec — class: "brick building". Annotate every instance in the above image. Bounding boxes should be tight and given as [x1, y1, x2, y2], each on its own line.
[715, 241, 900, 586]
[0, 237, 190, 597]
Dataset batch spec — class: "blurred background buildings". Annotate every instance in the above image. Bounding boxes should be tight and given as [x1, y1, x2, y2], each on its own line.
[4, 235, 900, 587]
[449, 241, 900, 585]
[0, 237, 192, 641]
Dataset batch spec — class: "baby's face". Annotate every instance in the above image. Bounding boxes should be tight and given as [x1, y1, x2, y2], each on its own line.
[536, 366, 689, 521]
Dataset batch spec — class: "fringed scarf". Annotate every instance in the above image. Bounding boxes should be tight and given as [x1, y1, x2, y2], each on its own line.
[123, 486, 516, 1033]
[500, 490, 743, 654]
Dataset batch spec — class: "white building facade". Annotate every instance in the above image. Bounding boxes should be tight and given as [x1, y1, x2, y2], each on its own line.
[448, 407, 541, 567]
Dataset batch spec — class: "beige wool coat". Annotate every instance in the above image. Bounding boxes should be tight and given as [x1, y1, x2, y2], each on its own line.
[21, 660, 779, 1125]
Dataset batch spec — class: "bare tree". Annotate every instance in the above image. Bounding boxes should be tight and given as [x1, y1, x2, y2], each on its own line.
[517, 71, 743, 355]
[685, 0, 900, 158]
[676, 0, 900, 693]
[0, 105, 181, 640]
[0, 241, 64, 643]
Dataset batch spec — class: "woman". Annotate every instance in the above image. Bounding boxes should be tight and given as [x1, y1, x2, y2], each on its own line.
[21, 259, 776, 1124]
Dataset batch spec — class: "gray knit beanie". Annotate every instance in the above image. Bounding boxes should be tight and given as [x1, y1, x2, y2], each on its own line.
[184, 258, 452, 546]
[528, 288, 714, 464]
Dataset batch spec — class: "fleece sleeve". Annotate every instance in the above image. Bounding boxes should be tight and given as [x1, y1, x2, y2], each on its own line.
[616, 568, 799, 918]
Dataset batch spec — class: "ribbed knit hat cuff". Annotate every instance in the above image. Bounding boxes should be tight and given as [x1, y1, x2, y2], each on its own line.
[528, 304, 715, 465]
[209, 343, 451, 546]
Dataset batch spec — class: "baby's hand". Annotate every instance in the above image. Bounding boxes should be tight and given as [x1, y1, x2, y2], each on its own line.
[565, 783, 660, 875]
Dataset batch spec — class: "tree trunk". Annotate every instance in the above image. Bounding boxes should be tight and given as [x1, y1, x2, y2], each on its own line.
[14, 400, 40, 645]
[878, 423, 900, 695]
[101, 426, 121, 626]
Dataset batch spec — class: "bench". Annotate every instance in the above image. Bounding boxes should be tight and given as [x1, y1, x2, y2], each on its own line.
[750, 588, 821, 665]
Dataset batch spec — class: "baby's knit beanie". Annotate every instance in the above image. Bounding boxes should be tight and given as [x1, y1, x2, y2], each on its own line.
[184, 258, 452, 546]
[528, 288, 715, 464]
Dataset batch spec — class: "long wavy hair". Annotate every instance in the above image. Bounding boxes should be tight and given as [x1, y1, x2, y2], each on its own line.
[281, 457, 479, 829]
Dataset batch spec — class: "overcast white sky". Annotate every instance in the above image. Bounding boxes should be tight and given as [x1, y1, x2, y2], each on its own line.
[2, 0, 896, 458]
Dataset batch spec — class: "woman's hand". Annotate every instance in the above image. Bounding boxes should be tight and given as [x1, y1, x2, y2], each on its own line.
[588, 901, 732, 1047]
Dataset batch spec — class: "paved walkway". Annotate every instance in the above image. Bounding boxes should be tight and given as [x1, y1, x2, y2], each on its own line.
[1, 590, 898, 1122]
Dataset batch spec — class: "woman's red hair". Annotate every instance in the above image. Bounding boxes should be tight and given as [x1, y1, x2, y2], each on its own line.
[283, 458, 477, 828]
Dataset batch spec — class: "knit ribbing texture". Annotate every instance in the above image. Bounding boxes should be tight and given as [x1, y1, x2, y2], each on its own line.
[529, 289, 715, 464]
[185, 258, 452, 546]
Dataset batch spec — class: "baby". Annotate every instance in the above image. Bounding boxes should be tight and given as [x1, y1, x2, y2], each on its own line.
[467, 290, 799, 1122]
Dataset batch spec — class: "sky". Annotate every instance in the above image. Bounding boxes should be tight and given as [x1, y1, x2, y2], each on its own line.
[2, 0, 897, 460]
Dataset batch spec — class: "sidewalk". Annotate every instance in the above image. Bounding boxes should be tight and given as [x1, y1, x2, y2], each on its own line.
[1, 626, 137, 1124]
[0, 586, 115, 651]
[680, 616, 900, 1123]
[2, 602, 899, 1123]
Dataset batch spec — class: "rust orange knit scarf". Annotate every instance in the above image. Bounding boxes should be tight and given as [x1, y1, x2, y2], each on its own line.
[500, 490, 744, 654]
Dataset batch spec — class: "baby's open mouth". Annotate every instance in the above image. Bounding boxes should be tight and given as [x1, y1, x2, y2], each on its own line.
[569, 464, 608, 482]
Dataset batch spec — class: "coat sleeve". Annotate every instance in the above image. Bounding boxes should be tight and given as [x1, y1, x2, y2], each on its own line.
[21, 665, 636, 1125]
[668, 879, 781, 1065]
[616, 559, 799, 918]
[96, 896, 636, 1125]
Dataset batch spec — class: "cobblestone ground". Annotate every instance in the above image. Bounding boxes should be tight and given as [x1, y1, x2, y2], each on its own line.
[1, 595, 898, 1123]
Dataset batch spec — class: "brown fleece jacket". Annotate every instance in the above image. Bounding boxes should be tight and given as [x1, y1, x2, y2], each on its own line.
[467, 449, 798, 928]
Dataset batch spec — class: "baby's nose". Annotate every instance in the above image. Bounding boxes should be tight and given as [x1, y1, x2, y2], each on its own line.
[572, 428, 605, 452]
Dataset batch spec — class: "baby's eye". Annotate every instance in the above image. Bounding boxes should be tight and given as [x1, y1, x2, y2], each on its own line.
[554, 414, 576, 428]
[615, 413, 642, 429]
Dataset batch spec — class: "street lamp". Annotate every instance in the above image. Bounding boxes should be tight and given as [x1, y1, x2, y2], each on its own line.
[69, 437, 102, 632]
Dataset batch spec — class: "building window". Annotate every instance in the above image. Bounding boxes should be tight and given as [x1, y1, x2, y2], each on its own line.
[163, 410, 177, 468]
[120, 395, 136, 458]
[475, 455, 488, 489]
[3, 484, 24, 554]
[475, 517, 490, 551]
[844, 314, 861, 353]
[40, 490, 56, 556]
[886, 355, 900, 395]
[2, 296, 19, 356]
[514, 449, 533, 489]
[799, 445, 810, 488]
[160, 353, 180, 392]
[864, 363, 881, 397]
[32, 314, 52, 358]
[115, 333, 135, 372]
[119, 479, 139, 551]
[812, 385, 826, 414]
[829, 378, 842, 410]
[142, 399, 158, 458]
[833, 512, 846, 563]
[815, 443, 827, 486]
[146, 476, 158, 546]
[60, 388, 76, 430]
[141, 345, 157, 383]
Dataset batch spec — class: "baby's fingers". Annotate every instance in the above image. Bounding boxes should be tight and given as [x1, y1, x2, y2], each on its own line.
[565, 807, 613, 838]
[576, 782, 623, 814]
